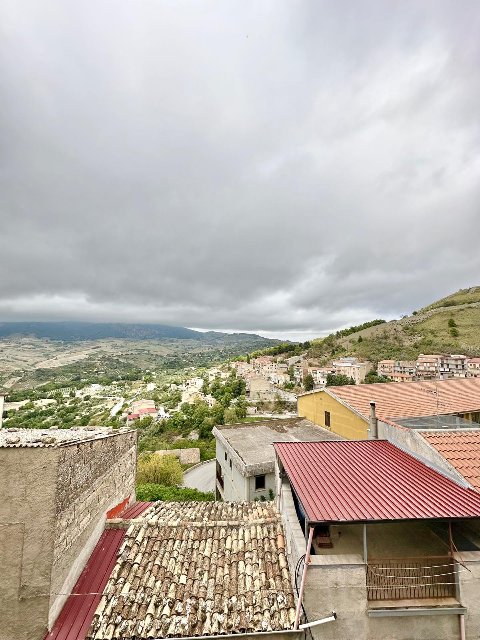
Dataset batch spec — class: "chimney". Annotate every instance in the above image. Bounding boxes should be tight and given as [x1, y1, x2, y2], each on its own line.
[369, 401, 378, 439]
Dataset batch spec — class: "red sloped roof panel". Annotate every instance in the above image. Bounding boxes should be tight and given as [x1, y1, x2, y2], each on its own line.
[274, 440, 480, 523]
[45, 502, 153, 640]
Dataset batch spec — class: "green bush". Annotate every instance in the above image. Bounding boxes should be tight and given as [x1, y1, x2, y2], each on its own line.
[137, 453, 183, 486]
[136, 484, 215, 502]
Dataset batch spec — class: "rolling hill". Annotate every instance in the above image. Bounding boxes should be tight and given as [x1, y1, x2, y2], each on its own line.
[307, 287, 480, 364]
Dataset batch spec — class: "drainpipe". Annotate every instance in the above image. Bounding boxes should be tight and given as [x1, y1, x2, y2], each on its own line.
[369, 401, 378, 439]
[294, 526, 314, 630]
[459, 614, 466, 640]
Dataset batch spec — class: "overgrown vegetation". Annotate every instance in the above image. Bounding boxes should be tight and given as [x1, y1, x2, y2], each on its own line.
[137, 453, 183, 486]
[136, 484, 215, 502]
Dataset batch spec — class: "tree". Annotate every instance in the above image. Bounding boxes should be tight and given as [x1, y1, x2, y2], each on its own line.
[363, 371, 391, 384]
[137, 453, 183, 486]
[326, 373, 355, 387]
[448, 318, 457, 328]
[303, 374, 315, 391]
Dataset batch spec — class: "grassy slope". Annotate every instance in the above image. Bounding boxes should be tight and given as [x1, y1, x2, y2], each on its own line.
[308, 287, 480, 364]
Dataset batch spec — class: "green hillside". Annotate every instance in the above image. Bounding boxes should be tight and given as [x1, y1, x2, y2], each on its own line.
[307, 287, 480, 364]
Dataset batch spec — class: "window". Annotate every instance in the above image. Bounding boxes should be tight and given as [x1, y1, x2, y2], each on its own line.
[229, 460, 232, 469]
[255, 475, 266, 491]
[324, 410, 331, 428]
[225, 452, 227, 461]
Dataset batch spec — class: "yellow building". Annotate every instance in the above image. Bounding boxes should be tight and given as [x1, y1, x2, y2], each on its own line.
[298, 389, 368, 440]
[298, 378, 480, 440]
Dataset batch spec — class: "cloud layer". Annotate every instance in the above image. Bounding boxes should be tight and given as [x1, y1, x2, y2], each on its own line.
[1, 0, 480, 339]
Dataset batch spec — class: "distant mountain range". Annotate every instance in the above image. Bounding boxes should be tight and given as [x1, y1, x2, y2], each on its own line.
[0, 321, 275, 345]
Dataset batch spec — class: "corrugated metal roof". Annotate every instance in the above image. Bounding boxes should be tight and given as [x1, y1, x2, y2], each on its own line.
[324, 378, 480, 422]
[275, 440, 480, 524]
[421, 431, 480, 491]
[45, 503, 152, 640]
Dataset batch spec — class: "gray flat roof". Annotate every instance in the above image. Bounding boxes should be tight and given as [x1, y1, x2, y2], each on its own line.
[213, 417, 343, 474]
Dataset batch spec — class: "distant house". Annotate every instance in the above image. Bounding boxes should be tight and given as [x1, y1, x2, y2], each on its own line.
[331, 357, 373, 384]
[213, 417, 342, 501]
[276, 439, 480, 639]
[126, 399, 157, 422]
[247, 376, 276, 401]
[0, 392, 4, 428]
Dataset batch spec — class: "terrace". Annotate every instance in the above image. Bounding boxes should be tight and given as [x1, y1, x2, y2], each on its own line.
[275, 440, 480, 637]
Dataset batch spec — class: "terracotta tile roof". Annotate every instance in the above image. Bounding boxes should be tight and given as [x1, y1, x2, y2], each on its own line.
[421, 431, 480, 491]
[275, 440, 480, 523]
[325, 378, 480, 422]
[87, 502, 295, 639]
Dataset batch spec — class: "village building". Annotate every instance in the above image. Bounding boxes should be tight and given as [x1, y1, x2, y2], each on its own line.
[275, 439, 480, 640]
[247, 376, 277, 401]
[125, 398, 158, 422]
[213, 418, 342, 502]
[0, 427, 137, 640]
[468, 358, 480, 378]
[298, 378, 480, 440]
[331, 357, 373, 384]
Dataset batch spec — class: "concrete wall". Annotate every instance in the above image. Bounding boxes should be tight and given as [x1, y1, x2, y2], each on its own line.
[0, 431, 137, 640]
[0, 447, 58, 640]
[298, 390, 368, 439]
[216, 438, 248, 501]
[50, 432, 137, 625]
[457, 551, 480, 637]
[379, 421, 472, 487]
[215, 438, 275, 502]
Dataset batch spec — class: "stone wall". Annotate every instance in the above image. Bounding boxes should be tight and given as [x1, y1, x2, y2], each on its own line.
[49, 431, 137, 625]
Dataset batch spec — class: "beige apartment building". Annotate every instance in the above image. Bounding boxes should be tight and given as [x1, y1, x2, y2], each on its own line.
[332, 357, 373, 384]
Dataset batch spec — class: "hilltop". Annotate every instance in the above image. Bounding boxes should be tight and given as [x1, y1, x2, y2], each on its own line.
[307, 287, 480, 364]
[0, 321, 271, 344]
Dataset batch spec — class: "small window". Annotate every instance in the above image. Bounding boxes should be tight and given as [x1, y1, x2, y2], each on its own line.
[255, 475, 266, 491]
[229, 459, 232, 469]
[225, 452, 227, 461]
[324, 410, 331, 427]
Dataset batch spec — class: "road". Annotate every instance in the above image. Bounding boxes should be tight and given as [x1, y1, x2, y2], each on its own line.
[182, 460, 216, 494]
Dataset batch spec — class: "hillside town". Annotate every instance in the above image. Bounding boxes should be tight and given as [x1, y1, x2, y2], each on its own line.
[4, 374, 480, 639]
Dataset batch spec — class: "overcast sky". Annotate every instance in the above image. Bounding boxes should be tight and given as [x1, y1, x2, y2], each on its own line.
[1, 1, 479, 340]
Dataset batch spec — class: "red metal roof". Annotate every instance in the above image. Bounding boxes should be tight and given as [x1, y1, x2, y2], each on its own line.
[45, 502, 152, 640]
[275, 440, 480, 524]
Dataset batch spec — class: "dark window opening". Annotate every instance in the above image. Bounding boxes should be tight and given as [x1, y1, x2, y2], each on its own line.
[255, 474, 266, 491]
[229, 460, 232, 469]
[324, 410, 331, 427]
[225, 452, 227, 461]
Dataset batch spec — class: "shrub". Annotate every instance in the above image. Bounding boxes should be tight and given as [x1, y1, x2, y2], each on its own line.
[448, 318, 457, 328]
[137, 454, 183, 486]
[136, 484, 215, 502]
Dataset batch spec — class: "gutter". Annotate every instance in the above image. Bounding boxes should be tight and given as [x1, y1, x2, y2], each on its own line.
[151, 631, 305, 640]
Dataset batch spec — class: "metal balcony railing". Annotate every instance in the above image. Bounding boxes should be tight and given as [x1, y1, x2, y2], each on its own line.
[366, 556, 456, 601]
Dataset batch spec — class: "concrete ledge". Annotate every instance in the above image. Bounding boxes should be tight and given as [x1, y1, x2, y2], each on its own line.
[368, 607, 467, 617]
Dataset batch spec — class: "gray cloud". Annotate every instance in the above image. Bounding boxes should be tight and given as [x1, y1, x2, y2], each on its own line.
[1, 0, 480, 339]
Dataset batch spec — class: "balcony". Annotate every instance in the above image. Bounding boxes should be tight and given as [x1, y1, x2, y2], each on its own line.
[366, 556, 456, 601]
